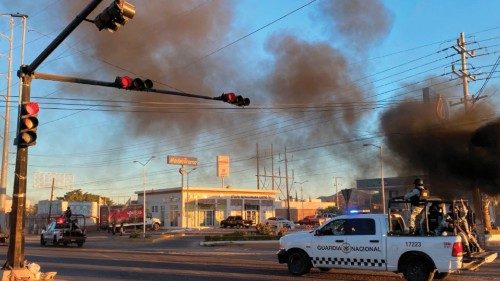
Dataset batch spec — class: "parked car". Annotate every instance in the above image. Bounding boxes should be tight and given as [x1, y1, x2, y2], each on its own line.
[220, 215, 253, 228]
[264, 217, 295, 229]
[298, 215, 320, 226]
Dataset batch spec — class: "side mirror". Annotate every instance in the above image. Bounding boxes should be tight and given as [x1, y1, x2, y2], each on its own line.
[314, 229, 322, 236]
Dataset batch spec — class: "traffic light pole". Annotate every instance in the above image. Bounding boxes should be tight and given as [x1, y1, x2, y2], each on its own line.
[5, 75, 31, 269]
[5, 0, 104, 271]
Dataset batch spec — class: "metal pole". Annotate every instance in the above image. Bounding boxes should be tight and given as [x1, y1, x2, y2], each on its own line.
[459, 32, 470, 111]
[6, 74, 31, 269]
[26, 0, 104, 74]
[7, 1, 103, 269]
[134, 156, 154, 238]
[47, 178, 55, 223]
[380, 146, 386, 214]
[284, 146, 290, 221]
[0, 16, 14, 233]
[142, 165, 146, 238]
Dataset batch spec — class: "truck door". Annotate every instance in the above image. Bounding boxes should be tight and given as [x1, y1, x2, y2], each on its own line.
[345, 218, 386, 270]
[308, 218, 350, 269]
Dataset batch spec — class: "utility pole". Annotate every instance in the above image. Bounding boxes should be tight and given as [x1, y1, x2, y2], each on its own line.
[0, 13, 27, 240]
[284, 146, 290, 220]
[256, 143, 260, 190]
[451, 32, 487, 247]
[451, 32, 476, 111]
[271, 144, 275, 190]
[333, 177, 342, 209]
[47, 178, 55, 223]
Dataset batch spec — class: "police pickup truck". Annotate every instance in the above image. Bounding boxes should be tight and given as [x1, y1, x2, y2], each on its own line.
[277, 208, 497, 281]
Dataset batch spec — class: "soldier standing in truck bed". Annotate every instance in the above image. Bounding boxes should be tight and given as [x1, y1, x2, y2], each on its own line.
[404, 179, 429, 234]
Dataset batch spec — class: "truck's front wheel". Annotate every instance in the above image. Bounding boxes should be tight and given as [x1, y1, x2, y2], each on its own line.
[403, 258, 434, 281]
[287, 250, 311, 276]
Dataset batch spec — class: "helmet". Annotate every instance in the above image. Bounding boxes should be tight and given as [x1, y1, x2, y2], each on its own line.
[414, 178, 424, 187]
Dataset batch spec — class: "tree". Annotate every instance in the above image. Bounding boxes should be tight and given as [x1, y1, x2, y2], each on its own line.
[57, 189, 113, 205]
[317, 206, 342, 215]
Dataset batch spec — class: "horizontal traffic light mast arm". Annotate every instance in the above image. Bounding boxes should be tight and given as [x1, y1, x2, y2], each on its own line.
[33, 72, 217, 101]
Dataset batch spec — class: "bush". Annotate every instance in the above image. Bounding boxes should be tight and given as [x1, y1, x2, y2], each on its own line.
[204, 228, 282, 242]
[255, 223, 274, 235]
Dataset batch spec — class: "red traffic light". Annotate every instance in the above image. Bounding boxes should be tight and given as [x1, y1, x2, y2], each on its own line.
[22, 102, 39, 115]
[217, 93, 250, 107]
[18, 101, 39, 147]
[115, 76, 153, 90]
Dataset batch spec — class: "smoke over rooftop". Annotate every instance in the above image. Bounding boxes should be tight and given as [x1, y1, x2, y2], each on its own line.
[380, 93, 499, 197]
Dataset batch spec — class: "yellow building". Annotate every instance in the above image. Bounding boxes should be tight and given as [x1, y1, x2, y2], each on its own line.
[137, 186, 277, 228]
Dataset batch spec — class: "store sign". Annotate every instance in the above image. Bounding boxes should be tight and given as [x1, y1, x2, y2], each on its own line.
[230, 195, 272, 199]
[167, 155, 198, 166]
[217, 155, 230, 177]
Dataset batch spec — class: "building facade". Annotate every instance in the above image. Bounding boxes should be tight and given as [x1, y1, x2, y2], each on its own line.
[138, 186, 277, 228]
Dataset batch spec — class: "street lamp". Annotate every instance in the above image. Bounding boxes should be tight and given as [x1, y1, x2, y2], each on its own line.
[133, 156, 155, 237]
[186, 167, 197, 188]
[363, 144, 386, 214]
[294, 180, 308, 219]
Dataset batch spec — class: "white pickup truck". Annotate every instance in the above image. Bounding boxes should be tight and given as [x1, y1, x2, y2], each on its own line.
[277, 212, 497, 281]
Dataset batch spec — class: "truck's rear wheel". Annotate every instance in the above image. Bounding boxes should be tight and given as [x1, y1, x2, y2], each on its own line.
[77, 242, 83, 247]
[403, 258, 434, 281]
[53, 236, 59, 246]
[433, 272, 449, 280]
[40, 235, 46, 246]
[287, 250, 311, 276]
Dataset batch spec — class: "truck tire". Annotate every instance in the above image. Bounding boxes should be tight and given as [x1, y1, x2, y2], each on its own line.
[53, 236, 59, 246]
[77, 242, 83, 247]
[40, 235, 46, 246]
[318, 268, 331, 272]
[433, 272, 449, 280]
[287, 250, 311, 276]
[403, 257, 434, 281]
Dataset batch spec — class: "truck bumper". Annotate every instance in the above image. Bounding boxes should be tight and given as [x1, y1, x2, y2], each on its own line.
[277, 249, 288, 264]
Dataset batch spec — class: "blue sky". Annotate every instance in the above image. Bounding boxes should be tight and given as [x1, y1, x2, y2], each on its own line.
[0, 0, 498, 204]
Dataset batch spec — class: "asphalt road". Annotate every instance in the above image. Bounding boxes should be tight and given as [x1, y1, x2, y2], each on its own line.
[0, 232, 498, 281]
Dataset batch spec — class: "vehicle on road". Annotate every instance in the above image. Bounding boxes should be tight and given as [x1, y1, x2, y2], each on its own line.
[277, 198, 497, 281]
[298, 215, 320, 226]
[220, 215, 253, 228]
[41, 214, 86, 247]
[100, 204, 161, 235]
[265, 217, 295, 229]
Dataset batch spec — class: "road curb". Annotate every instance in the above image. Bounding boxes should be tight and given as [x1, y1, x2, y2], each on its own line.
[200, 240, 279, 246]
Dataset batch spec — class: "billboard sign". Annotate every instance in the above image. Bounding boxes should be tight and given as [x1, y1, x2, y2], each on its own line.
[217, 155, 230, 177]
[167, 155, 198, 166]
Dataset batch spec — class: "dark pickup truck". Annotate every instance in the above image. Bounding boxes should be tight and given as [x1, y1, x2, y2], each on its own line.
[220, 216, 252, 228]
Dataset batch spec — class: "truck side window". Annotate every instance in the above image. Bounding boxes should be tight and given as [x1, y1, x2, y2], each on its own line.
[346, 219, 375, 235]
[321, 219, 346, 236]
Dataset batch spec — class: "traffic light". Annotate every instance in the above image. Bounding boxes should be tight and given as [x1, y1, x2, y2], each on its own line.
[114, 76, 153, 90]
[93, 0, 136, 32]
[217, 92, 250, 107]
[17, 102, 39, 147]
